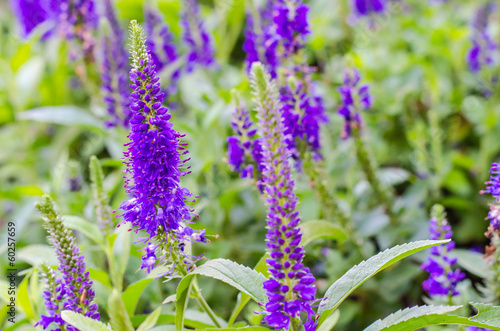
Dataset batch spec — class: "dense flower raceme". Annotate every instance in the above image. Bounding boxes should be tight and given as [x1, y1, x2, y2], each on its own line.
[243, 3, 280, 78]
[10, 0, 60, 38]
[101, 0, 131, 128]
[467, 2, 497, 74]
[226, 94, 265, 181]
[119, 21, 206, 274]
[60, 0, 99, 61]
[421, 205, 465, 297]
[35, 195, 100, 330]
[337, 68, 373, 139]
[273, 0, 310, 57]
[481, 162, 500, 230]
[36, 264, 65, 330]
[144, 5, 180, 87]
[250, 62, 317, 330]
[180, 0, 215, 72]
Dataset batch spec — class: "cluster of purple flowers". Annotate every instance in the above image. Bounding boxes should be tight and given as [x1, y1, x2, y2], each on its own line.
[101, 0, 131, 128]
[226, 98, 264, 182]
[421, 205, 465, 298]
[238, 0, 327, 171]
[350, 0, 386, 18]
[466, 2, 497, 74]
[481, 162, 500, 230]
[119, 20, 207, 274]
[35, 195, 99, 330]
[9, 0, 60, 38]
[251, 63, 317, 330]
[181, 0, 215, 72]
[337, 68, 373, 139]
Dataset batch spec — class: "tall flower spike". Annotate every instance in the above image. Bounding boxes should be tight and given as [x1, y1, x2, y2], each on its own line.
[181, 0, 215, 72]
[273, 0, 310, 57]
[250, 62, 317, 330]
[481, 162, 500, 230]
[35, 195, 100, 330]
[101, 0, 131, 128]
[120, 21, 206, 275]
[467, 2, 497, 74]
[35, 263, 65, 330]
[337, 67, 372, 139]
[59, 0, 99, 62]
[89, 156, 114, 235]
[243, 2, 279, 78]
[421, 205, 465, 298]
[227, 90, 264, 181]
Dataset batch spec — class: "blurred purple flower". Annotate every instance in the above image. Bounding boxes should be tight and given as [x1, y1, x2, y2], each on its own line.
[9, 0, 59, 38]
[467, 2, 497, 74]
[480, 162, 500, 230]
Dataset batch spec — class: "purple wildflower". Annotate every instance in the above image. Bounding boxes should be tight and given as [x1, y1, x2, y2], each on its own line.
[243, 4, 280, 78]
[337, 68, 372, 139]
[35, 264, 65, 330]
[181, 0, 215, 72]
[9, 0, 59, 38]
[101, 0, 131, 128]
[35, 195, 100, 329]
[480, 162, 500, 230]
[421, 205, 465, 298]
[250, 63, 317, 329]
[144, 4, 180, 97]
[59, 0, 99, 62]
[119, 20, 206, 274]
[226, 95, 265, 180]
[467, 2, 497, 74]
[273, 0, 310, 57]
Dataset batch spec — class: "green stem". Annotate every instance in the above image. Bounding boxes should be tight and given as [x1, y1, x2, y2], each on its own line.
[192, 282, 223, 328]
[104, 243, 122, 291]
[352, 125, 397, 226]
[290, 319, 299, 331]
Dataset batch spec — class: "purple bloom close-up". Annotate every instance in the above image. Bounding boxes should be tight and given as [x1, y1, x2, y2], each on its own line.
[9, 0, 59, 38]
[273, 1, 310, 57]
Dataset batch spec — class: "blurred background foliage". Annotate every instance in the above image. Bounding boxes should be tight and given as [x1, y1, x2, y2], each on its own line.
[0, 0, 499, 330]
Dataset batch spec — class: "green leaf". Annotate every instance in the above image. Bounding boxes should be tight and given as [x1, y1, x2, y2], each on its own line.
[136, 307, 162, 331]
[131, 311, 221, 329]
[17, 272, 35, 320]
[63, 215, 104, 245]
[17, 106, 104, 130]
[199, 327, 269, 331]
[122, 278, 153, 317]
[450, 249, 487, 278]
[175, 272, 195, 331]
[317, 240, 449, 325]
[17, 244, 57, 266]
[301, 220, 347, 246]
[177, 259, 267, 330]
[88, 268, 112, 289]
[364, 303, 500, 331]
[317, 310, 340, 331]
[61, 311, 111, 331]
[108, 289, 135, 331]
[363, 305, 462, 331]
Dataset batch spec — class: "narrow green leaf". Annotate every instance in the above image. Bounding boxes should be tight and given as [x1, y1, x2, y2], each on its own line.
[364, 303, 500, 331]
[317, 310, 340, 331]
[61, 311, 111, 331]
[363, 305, 462, 331]
[88, 268, 112, 289]
[136, 307, 162, 331]
[17, 244, 57, 266]
[317, 239, 449, 325]
[122, 278, 153, 316]
[63, 215, 104, 245]
[175, 273, 195, 331]
[17, 272, 35, 320]
[108, 289, 135, 331]
[17, 106, 104, 130]
[301, 220, 347, 246]
[131, 311, 220, 329]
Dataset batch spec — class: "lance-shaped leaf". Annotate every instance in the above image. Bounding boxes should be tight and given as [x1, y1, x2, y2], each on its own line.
[176, 259, 267, 330]
[61, 311, 111, 331]
[364, 303, 500, 331]
[317, 239, 449, 325]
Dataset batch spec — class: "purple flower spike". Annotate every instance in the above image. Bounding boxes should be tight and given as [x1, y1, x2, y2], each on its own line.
[101, 0, 131, 128]
[35, 264, 65, 330]
[480, 162, 500, 230]
[250, 62, 317, 330]
[35, 196, 100, 330]
[351, 0, 386, 17]
[181, 0, 215, 72]
[421, 205, 465, 298]
[467, 2, 498, 74]
[337, 68, 372, 139]
[273, 0, 310, 57]
[119, 21, 207, 274]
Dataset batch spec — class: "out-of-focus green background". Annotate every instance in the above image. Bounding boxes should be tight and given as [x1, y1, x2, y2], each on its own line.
[1, 0, 499, 330]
